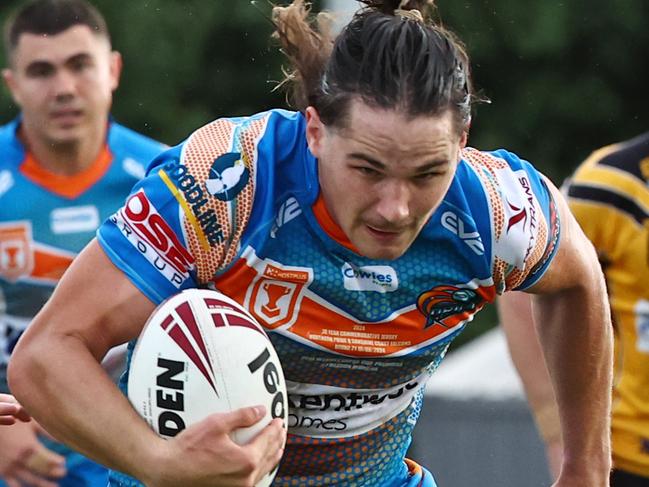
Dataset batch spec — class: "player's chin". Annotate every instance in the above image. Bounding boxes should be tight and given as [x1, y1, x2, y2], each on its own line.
[47, 130, 83, 146]
[355, 239, 411, 260]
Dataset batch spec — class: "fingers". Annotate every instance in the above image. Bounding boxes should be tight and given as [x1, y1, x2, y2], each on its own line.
[248, 418, 286, 484]
[0, 394, 31, 424]
[0, 410, 18, 426]
[1, 446, 66, 487]
[9, 466, 60, 487]
[24, 444, 67, 479]
[219, 405, 267, 430]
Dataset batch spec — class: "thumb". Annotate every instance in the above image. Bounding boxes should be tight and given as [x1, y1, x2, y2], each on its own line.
[219, 406, 267, 431]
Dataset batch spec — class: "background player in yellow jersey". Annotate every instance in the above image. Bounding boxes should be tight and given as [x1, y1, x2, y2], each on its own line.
[500, 131, 649, 486]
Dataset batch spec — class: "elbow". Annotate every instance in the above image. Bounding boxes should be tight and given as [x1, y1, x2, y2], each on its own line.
[7, 331, 46, 407]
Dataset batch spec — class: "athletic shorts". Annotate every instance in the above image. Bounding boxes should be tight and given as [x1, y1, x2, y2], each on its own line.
[611, 468, 649, 487]
[108, 459, 437, 486]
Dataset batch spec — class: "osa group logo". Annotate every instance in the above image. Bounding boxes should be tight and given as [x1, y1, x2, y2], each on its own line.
[417, 285, 482, 329]
[205, 152, 250, 202]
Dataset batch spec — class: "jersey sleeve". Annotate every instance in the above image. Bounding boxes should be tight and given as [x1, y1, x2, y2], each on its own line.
[97, 113, 274, 304]
[461, 148, 561, 293]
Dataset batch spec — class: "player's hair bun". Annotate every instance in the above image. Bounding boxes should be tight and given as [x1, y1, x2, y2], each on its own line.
[359, 0, 435, 16]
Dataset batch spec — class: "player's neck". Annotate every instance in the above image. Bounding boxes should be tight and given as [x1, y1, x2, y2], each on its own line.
[19, 123, 108, 176]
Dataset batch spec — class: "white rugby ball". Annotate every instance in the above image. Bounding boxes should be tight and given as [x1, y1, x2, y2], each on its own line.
[127, 288, 287, 487]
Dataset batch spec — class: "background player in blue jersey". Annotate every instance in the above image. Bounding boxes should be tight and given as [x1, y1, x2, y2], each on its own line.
[0, 1, 165, 486]
[9, 0, 612, 486]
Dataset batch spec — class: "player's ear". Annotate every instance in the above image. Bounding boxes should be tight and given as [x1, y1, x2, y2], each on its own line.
[460, 130, 467, 149]
[305, 106, 325, 158]
[1, 69, 22, 106]
[109, 51, 123, 92]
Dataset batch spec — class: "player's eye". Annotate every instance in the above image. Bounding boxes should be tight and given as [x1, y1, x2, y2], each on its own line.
[70, 58, 92, 72]
[413, 172, 444, 182]
[26, 64, 54, 78]
[356, 166, 381, 177]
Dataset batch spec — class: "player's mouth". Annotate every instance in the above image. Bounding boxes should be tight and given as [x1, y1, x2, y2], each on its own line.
[50, 109, 83, 126]
[365, 224, 405, 242]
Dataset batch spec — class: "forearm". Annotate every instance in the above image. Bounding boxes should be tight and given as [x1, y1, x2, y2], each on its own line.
[532, 279, 612, 476]
[9, 332, 162, 480]
[498, 292, 562, 446]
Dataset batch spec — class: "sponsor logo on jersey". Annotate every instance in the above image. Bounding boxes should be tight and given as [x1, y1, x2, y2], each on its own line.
[506, 200, 527, 231]
[50, 205, 99, 234]
[248, 262, 312, 329]
[0, 222, 33, 281]
[162, 163, 224, 247]
[493, 169, 538, 269]
[287, 379, 420, 436]
[342, 263, 398, 293]
[205, 152, 250, 202]
[0, 170, 14, 197]
[289, 380, 419, 412]
[113, 190, 194, 287]
[514, 175, 538, 262]
[270, 197, 301, 238]
[441, 211, 484, 255]
[417, 285, 482, 329]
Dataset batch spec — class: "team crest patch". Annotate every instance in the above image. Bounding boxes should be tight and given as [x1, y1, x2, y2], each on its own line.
[0, 222, 34, 281]
[248, 263, 312, 330]
[205, 152, 250, 202]
[417, 285, 482, 329]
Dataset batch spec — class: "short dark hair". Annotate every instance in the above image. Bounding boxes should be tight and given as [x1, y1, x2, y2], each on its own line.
[273, 0, 478, 134]
[4, 0, 111, 62]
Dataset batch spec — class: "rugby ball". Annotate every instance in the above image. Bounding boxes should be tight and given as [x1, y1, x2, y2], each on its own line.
[127, 288, 287, 487]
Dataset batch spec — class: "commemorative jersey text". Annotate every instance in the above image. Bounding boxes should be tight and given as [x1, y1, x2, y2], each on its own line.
[99, 109, 560, 486]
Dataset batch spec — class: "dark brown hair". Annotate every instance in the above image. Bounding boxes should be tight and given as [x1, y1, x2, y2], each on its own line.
[4, 0, 110, 62]
[273, 0, 475, 134]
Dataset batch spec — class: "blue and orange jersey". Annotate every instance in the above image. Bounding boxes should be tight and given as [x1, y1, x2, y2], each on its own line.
[0, 117, 165, 391]
[99, 109, 560, 486]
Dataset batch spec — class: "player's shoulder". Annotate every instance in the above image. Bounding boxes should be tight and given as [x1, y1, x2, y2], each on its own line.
[177, 109, 307, 187]
[0, 117, 25, 169]
[572, 132, 649, 185]
[108, 120, 167, 155]
[567, 132, 649, 209]
[460, 147, 532, 174]
[453, 147, 543, 204]
[182, 109, 303, 157]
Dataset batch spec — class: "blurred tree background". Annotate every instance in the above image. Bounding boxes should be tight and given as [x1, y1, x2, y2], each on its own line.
[0, 0, 647, 345]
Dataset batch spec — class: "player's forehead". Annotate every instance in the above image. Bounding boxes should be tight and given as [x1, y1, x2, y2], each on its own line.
[11, 24, 109, 69]
[338, 100, 460, 168]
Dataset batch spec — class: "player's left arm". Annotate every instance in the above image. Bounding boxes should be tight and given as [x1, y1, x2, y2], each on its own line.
[524, 178, 612, 486]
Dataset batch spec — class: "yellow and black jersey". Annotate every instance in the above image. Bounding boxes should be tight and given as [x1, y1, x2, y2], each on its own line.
[565, 131, 649, 477]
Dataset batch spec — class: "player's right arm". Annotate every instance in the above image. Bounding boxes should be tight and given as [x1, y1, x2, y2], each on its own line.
[8, 240, 285, 487]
